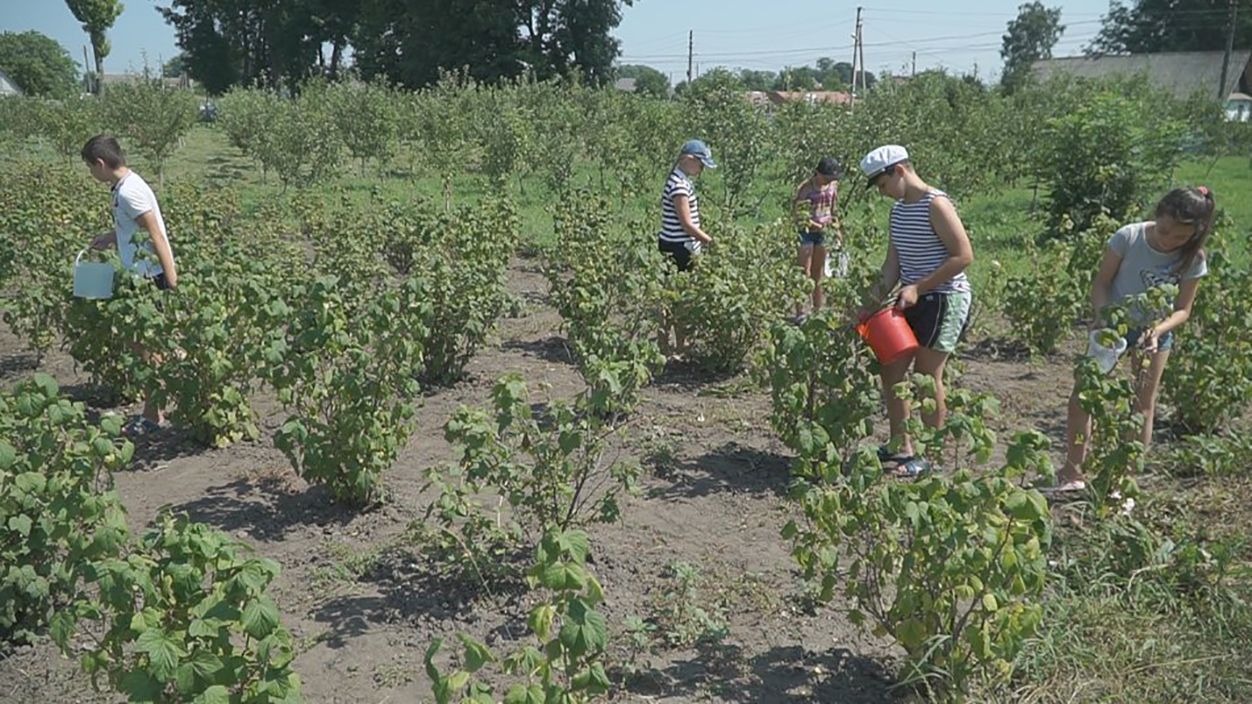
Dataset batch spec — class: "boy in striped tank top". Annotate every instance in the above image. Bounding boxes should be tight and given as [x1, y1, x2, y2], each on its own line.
[857, 145, 974, 477]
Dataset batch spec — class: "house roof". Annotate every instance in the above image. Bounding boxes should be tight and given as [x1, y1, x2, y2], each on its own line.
[0, 68, 22, 95]
[613, 77, 637, 92]
[1031, 50, 1252, 100]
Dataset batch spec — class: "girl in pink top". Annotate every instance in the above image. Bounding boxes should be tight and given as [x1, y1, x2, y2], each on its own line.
[792, 157, 844, 321]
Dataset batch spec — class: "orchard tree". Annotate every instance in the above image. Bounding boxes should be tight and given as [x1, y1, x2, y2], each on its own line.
[0, 31, 80, 97]
[737, 69, 777, 91]
[774, 66, 821, 91]
[65, 0, 123, 94]
[162, 52, 188, 78]
[101, 77, 198, 184]
[1092, 0, 1252, 54]
[615, 64, 670, 98]
[1001, 2, 1064, 93]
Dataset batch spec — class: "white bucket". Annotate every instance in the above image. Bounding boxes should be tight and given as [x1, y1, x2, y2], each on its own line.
[73, 249, 114, 300]
[824, 251, 849, 279]
[1087, 329, 1128, 374]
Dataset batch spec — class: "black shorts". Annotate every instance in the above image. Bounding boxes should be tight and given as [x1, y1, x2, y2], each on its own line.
[901, 290, 972, 353]
[658, 239, 694, 272]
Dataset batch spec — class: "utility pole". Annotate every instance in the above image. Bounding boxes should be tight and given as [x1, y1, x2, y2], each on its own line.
[912, 51, 917, 78]
[850, 6, 863, 101]
[687, 30, 694, 85]
[858, 8, 867, 95]
[1219, 0, 1238, 101]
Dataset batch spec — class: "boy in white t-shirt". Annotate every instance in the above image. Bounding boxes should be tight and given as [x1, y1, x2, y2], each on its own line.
[82, 134, 178, 435]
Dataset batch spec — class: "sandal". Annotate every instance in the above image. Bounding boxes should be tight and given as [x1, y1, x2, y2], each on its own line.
[1039, 479, 1087, 501]
[876, 445, 909, 465]
[123, 416, 165, 436]
[893, 456, 933, 479]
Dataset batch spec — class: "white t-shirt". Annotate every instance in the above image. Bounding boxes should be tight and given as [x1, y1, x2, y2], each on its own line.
[111, 172, 169, 277]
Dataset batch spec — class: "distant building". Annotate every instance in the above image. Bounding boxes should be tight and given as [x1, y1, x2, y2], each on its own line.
[1031, 50, 1252, 114]
[0, 69, 22, 96]
[1227, 92, 1252, 122]
[613, 77, 637, 93]
[100, 73, 194, 90]
[747, 90, 853, 108]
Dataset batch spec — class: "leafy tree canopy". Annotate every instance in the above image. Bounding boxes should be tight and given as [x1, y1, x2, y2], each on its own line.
[1001, 2, 1064, 93]
[615, 64, 670, 98]
[0, 31, 80, 97]
[1091, 0, 1252, 54]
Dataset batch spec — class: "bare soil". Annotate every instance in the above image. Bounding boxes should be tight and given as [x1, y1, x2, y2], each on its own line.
[0, 257, 1084, 704]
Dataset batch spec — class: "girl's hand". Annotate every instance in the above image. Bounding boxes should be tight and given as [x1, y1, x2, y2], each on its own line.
[1138, 328, 1160, 353]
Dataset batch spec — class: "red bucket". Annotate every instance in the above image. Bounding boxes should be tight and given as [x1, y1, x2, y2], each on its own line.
[857, 307, 919, 364]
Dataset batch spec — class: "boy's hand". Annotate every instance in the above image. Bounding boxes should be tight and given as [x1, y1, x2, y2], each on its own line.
[90, 232, 116, 250]
[896, 284, 920, 309]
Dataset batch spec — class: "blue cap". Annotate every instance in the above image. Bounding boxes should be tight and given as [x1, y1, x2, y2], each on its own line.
[680, 139, 717, 168]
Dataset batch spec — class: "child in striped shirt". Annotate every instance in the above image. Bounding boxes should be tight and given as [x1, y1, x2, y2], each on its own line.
[857, 145, 975, 477]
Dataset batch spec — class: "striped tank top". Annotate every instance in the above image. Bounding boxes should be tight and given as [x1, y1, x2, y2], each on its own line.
[889, 190, 970, 294]
[658, 168, 698, 244]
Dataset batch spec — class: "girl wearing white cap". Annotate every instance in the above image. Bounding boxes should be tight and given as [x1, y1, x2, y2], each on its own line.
[857, 145, 974, 477]
[656, 139, 716, 356]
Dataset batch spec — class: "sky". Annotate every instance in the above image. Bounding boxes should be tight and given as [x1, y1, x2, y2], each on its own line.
[1, 0, 1116, 82]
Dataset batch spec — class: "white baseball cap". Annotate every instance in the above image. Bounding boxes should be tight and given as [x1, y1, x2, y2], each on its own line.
[860, 145, 909, 189]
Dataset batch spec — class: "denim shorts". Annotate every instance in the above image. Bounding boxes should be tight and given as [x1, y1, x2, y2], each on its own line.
[1126, 328, 1174, 351]
[798, 230, 825, 246]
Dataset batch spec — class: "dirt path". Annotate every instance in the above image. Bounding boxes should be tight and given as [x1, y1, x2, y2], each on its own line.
[0, 257, 1079, 703]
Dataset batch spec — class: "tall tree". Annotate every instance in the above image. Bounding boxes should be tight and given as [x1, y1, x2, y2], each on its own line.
[354, 0, 629, 87]
[160, 0, 333, 92]
[1091, 0, 1252, 54]
[353, 0, 522, 88]
[0, 31, 80, 97]
[1001, 2, 1064, 93]
[65, 0, 123, 93]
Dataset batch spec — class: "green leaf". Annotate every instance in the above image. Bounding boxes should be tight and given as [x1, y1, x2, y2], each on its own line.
[458, 634, 495, 673]
[8, 514, 32, 537]
[503, 683, 545, 704]
[241, 597, 280, 639]
[119, 670, 162, 702]
[982, 593, 999, 612]
[0, 440, 16, 470]
[136, 629, 184, 682]
[193, 685, 231, 704]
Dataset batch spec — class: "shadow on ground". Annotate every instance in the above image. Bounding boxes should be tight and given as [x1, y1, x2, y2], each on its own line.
[171, 476, 354, 541]
[627, 641, 898, 703]
[500, 335, 573, 365]
[647, 441, 792, 500]
[309, 548, 528, 649]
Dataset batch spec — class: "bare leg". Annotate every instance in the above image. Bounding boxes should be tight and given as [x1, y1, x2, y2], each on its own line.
[912, 346, 951, 430]
[881, 352, 917, 457]
[1059, 383, 1090, 485]
[1131, 348, 1170, 449]
[796, 243, 813, 316]
[811, 244, 827, 311]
